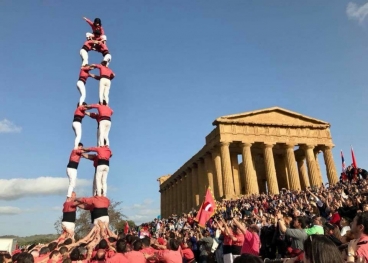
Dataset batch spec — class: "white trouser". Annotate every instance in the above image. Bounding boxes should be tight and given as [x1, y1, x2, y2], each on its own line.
[93, 215, 109, 225]
[97, 127, 100, 146]
[76, 80, 86, 106]
[92, 168, 97, 196]
[80, 49, 88, 66]
[72, 121, 82, 149]
[61, 222, 75, 233]
[99, 78, 111, 104]
[96, 164, 109, 196]
[66, 168, 77, 197]
[103, 54, 111, 67]
[98, 120, 111, 146]
[86, 32, 107, 41]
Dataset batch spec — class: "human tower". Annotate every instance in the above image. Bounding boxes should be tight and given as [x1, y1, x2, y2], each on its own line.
[61, 17, 115, 234]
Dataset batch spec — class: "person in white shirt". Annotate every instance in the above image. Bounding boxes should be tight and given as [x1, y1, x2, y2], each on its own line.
[340, 217, 351, 236]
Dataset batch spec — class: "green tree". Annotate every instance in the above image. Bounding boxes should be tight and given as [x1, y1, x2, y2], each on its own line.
[54, 200, 133, 239]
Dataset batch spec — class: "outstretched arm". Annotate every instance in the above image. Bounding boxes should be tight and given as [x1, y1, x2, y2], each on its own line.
[83, 17, 94, 27]
[232, 218, 247, 234]
[88, 73, 101, 80]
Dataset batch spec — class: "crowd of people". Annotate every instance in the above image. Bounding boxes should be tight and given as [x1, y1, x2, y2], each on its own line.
[4, 169, 368, 263]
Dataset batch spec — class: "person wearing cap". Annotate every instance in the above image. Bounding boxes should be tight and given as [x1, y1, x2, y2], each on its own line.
[66, 143, 86, 197]
[89, 62, 115, 105]
[83, 17, 107, 41]
[305, 216, 324, 235]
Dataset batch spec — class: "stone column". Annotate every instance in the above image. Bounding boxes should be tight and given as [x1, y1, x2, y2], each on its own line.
[160, 187, 167, 218]
[159, 189, 163, 218]
[263, 143, 279, 194]
[230, 153, 241, 195]
[197, 158, 206, 203]
[285, 144, 301, 190]
[220, 142, 235, 198]
[169, 183, 174, 216]
[186, 168, 193, 211]
[204, 153, 214, 191]
[322, 146, 339, 185]
[213, 148, 224, 198]
[297, 157, 310, 190]
[175, 179, 180, 214]
[304, 145, 320, 187]
[191, 164, 200, 207]
[240, 142, 259, 195]
[181, 174, 187, 213]
[275, 154, 288, 189]
[314, 150, 323, 186]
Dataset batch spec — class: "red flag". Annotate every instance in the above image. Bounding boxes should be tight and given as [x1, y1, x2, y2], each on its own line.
[124, 221, 130, 234]
[351, 146, 358, 169]
[195, 187, 216, 228]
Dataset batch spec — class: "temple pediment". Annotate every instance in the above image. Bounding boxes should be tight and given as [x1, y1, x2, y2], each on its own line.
[213, 107, 330, 128]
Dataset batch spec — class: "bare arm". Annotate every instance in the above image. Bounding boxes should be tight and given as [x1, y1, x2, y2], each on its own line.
[105, 222, 117, 239]
[88, 73, 101, 80]
[232, 218, 247, 234]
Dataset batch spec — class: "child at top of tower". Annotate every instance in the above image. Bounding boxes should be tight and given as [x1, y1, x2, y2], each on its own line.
[83, 17, 107, 42]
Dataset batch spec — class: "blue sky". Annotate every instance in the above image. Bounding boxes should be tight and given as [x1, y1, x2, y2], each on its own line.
[1, 0, 368, 236]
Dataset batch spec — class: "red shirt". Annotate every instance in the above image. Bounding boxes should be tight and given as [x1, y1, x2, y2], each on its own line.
[63, 201, 77, 212]
[79, 66, 91, 82]
[157, 250, 182, 263]
[330, 212, 341, 225]
[89, 112, 101, 124]
[106, 253, 129, 263]
[181, 248, 194, 261]
[223, 230, 233, 246]
[233, 232, 245, 247]
[88, 146, 112, 160]
[99, 42, 109, 53]
[125, 251, 146, 263]
[241, 230, 260, 256]
[90, 104, 113, 118]
[93, 155, 98, 168]
[79, 196, 110, 209]
[356, 234, 368, 262]
[74, 105, 86, 117]
[95, 64, 115, 80]
[83, 40, 95, 51]
[69, 149, 83, 163]
[86, 18, 105, 35]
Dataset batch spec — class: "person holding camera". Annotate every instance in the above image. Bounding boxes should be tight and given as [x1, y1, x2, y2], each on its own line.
[276, 211, 307, 260]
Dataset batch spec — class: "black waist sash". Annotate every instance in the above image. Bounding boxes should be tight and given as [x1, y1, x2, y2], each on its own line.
[67, 161, 79, 169]
[94, 208, 108, 219]
[98, 159, 109, 166]
[73, 115, 83, 123]
[62, 211, 76, 223]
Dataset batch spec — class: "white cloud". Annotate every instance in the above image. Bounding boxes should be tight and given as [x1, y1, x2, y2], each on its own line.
[123, 199, 160, 224]
[347, 2, 368, 23]
[0, 119, 21, 133]
[0, 206, 21, 215]
[0, 177, 90, 200]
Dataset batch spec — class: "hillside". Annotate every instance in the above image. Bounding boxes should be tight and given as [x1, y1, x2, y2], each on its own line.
[0, 234, 58, 246]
